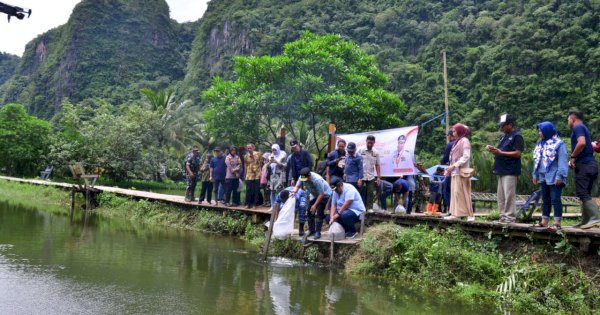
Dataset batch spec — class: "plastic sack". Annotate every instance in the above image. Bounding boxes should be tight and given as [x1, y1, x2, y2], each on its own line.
[328, 222, 345, 240]
[237, 179, 244, 192]
[272, 198, 296, 239]
[394, 205, 406, 214]
[372, 203, 380, 211]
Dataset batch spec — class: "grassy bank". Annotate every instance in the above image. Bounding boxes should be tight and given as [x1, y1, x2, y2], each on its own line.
[346, 223, 600, 314]
[0, 179, 266, 248]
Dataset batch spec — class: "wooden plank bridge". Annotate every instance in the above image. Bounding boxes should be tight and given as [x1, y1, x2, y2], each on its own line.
[2, 176, 600, 252]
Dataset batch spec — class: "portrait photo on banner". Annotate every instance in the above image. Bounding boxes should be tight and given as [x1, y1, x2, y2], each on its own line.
[337, 126, 419, 176]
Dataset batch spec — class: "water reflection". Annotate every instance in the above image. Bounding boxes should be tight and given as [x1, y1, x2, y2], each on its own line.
[0, 201, 491, 315]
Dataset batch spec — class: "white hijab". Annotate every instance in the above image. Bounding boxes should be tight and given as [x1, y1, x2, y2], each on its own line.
[269, 144, 287, 172]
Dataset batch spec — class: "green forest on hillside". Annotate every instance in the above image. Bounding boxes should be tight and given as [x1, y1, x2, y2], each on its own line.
[0, 0, 599, 194]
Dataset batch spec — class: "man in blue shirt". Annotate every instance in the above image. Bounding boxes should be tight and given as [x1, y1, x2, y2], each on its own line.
[343, 142, 363, 190]
[209, 147, 227, 204]
[376, 179, 393, 211]
[294, 167, 332, 239]
[392, 178, 410, 211]
[329, 176, 365, 238]
[567, 110, 600, 229]
[485, 114, 524, 223]
[276, 187, 307, 236]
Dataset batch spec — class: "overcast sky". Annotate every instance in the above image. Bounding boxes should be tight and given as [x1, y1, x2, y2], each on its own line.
[0, 0, 210, 56]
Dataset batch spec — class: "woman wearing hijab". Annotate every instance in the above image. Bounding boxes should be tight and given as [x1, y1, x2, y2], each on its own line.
[268, 143, 288, 207]
[444, 123, 474, 221]
[224, 146, 241, 206]
[532, 121, 568, 229]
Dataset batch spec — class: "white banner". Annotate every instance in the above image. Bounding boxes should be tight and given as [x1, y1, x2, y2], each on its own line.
[337, 126, 419, 177]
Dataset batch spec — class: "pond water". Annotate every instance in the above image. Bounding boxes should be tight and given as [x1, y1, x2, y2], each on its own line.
[0, 201, 492, 314]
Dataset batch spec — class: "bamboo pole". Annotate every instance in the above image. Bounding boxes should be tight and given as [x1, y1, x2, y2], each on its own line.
[443, 51, 450, 141]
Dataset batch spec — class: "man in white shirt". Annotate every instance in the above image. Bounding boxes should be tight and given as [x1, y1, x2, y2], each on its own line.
[328, 176, 365, 239]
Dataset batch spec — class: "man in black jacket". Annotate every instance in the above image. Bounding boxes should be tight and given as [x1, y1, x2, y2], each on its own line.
[287, 140, 313, 186]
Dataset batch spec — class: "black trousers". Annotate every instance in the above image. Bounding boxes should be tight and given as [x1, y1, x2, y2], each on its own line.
[199, 181, 213, 202]
[224, 178, 240, 204]
[575, 160, 598, 202]
[245, 180, 260, 206]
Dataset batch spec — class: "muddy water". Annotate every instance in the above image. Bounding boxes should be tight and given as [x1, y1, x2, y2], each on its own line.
[0, 202, 491, 314]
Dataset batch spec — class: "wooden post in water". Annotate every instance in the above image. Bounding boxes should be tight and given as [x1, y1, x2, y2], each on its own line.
[85, 188, 91, 211]
[262, 202, 279, 261]
[329, 234, 335, 266]
[70, 187, 76, 221]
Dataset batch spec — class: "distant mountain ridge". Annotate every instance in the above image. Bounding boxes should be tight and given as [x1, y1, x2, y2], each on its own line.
[1, 0, 599, 140]
[0, 0, 194, 117]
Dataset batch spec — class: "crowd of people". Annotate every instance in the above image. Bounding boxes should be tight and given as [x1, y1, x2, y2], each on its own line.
[183, 109, 600, 239]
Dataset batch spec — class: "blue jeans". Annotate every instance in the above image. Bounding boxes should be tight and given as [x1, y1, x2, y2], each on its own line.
[540, 182, 563, 219]
[340, 210, 360, 234]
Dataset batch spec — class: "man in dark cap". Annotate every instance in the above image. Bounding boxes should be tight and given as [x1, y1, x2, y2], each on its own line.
[294, 167, 331, 239]
[287, 139, 313, 186]
[184, 145, 201, 202]
[440, 129, 455, 212]
[486, 114, 524, 223]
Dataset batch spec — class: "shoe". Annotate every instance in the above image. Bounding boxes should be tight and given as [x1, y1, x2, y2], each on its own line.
[231, 203, 239, 207]
[580, 200, 600, 229]
[431, 204, 439, 216]
[443, 215, 456, 220]
[244, 205, 253, 209]
[345, 232, 357, 239]
[467, 216, 476, 222]
[425, 203, 432, 215]
[314, 231, 321, 239]
[223, 203, 230, 207]
[197, 200, 203, 204]
[298, 222, 305, 236]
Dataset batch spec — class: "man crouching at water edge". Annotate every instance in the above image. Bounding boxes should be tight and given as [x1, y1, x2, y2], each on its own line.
[293, 167, 331, 239]
[275, 187, 307, 236]
[328, 176, 365, 239]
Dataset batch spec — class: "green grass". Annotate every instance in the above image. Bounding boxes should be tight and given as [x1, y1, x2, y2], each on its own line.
[346, 224, 600, 314]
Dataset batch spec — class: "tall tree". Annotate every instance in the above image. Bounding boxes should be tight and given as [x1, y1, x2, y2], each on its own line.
[0, 104, 51, 176]
[202, 32, 406, 159]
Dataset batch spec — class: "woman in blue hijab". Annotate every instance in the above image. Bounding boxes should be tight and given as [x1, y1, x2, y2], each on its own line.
[532, 121, 569, 229]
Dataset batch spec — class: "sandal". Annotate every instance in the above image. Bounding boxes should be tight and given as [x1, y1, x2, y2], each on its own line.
[531, 222, 548, 228]
[548, 224, 561, 231]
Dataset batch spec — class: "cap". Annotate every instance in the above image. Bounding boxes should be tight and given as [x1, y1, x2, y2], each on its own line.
[192, 145, 199, 151]
[214, 146, 222, 151]
[290, 139, 299, 146]
[347, 142, 356, 151]
[329, 176, 343, 188]
[447, 130, 454, 136]
[299, 167, 311, 181]
[498, 114, 515, 127]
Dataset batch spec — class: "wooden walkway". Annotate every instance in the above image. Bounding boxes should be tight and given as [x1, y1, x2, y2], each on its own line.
[0, 176, 270, 215]
[2, 176, 599, 250]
